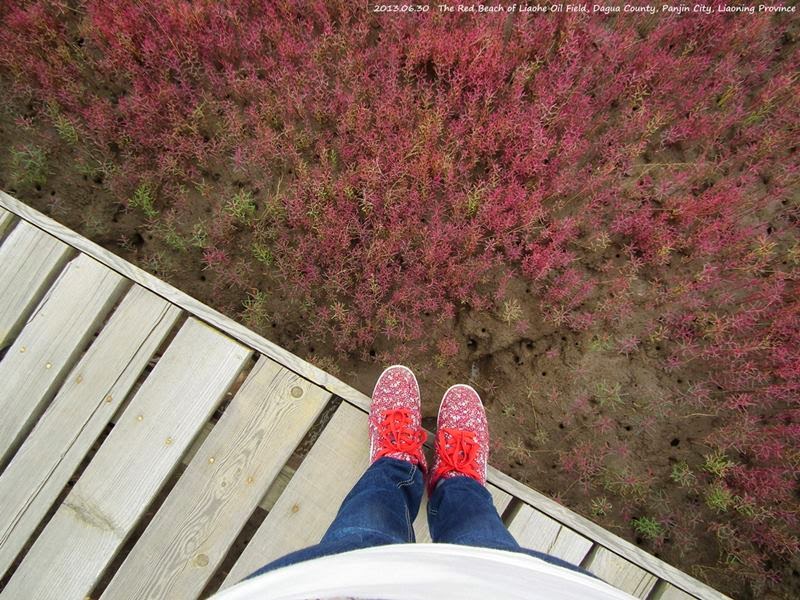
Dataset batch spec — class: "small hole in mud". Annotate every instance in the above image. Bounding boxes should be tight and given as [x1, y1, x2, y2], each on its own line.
[655, 345, 661, 351]
[481, 328, 486, 333]
[50, 190, 56, 196]
[551, 464, 557, 469]
[199, 275, 206, 281]
[670, 438, 679, 447]
[541, 371, 547, 376]
[558, 423, 565, 429]
[525, 341, 533, 349]
[635, 537, 643, 545]
[271, 322, 277, 328]
[309, 347, 315, 353]
[677, 379, 683, 384]
[561, 336, 566, 341]
[467, 338, 477, 349]
[615, 253, 620, 258]
[624, 425, 632, 431]
[369, 349, 376, 357]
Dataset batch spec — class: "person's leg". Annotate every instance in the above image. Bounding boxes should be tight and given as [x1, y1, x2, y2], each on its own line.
[427, 475, 592, 575]
[248, 457, 423, 577]
[319, 456, 423, 547]
[426, 384, 594, 577]
[427, 475, 517, 549]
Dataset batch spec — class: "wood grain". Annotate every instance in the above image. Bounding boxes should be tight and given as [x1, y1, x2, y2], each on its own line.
[0, 286, 180, 579]
[0, 219, 72, 350]
[651, 581, 697, 600]
[583, 546, 658, 598]
[222, 402, 370, 588]
[1, 318, 251, 600]
[101, 356, 331, 600]
[0, 253, 125, 469]
[508, 504, 593, 566]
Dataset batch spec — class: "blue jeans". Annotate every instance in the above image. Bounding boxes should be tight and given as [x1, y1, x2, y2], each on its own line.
[247, 457, 591, 578]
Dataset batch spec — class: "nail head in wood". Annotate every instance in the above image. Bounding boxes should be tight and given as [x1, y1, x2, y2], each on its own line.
[194, 553, 209, 567]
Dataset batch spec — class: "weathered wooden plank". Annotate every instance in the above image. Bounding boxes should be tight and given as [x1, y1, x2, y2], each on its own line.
[509, 503, 560, 551]
[0, 254, 125, 469]
[1, 318, 251, 600]
[583, 546, 658, 598]
[181, 424, 295, 513]
[0, 207, 15, 239]
[414, 483, 512, 543]
[650, 580, 696, 600]
[222, 402, 369, 588]
[486, 467, 729, 600]
[0, 219, 72, 350]
[0, 286, 180, 579]
[101, 356, 331, 600]
[508, 504, 593, 566]
[0, 190, 373, 413]
[0, 192, 728, 600]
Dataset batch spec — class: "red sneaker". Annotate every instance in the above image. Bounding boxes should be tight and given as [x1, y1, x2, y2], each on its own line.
[369, 365, 427, 472]
[428, 384, 489, 494]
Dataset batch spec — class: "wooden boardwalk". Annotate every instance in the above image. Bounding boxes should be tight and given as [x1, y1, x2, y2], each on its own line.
[0, 191, 728, 600]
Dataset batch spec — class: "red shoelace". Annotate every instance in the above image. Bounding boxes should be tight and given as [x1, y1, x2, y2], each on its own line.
[432, 427, 481, 482]
[374, 408, 426, 466]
